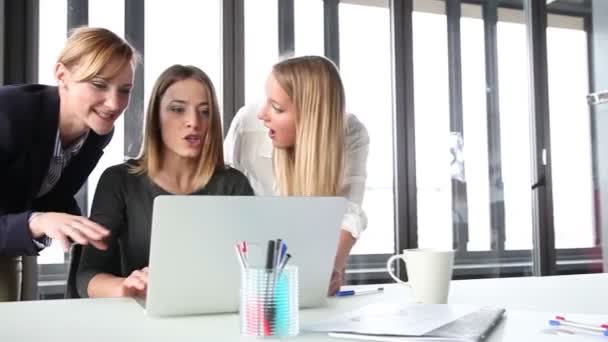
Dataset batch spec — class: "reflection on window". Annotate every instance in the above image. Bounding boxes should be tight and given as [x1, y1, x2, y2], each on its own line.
[547, 16, 595, 249]
[294, 0, 323, 57]
[37, 0, 67, 265]
[245, 0, 278, 104]
[340, 1, 394, 255]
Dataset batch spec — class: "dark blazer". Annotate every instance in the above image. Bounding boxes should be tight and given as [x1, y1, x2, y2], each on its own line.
[0, 84, 112, 256]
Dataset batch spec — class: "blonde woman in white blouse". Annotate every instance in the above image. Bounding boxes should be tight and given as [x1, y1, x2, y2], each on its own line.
[224, 55, 369, 295]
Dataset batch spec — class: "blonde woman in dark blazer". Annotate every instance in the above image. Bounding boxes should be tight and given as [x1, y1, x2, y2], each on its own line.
[0, 27, 138, 301]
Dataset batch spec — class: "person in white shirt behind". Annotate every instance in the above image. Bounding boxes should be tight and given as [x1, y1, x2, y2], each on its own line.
[224, 55, 369, 295]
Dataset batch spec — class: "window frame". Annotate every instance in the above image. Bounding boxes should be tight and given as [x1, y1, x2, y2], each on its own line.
[29, 0, 602, 297]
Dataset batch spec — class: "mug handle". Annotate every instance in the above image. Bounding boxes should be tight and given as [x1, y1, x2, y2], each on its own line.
[386, 254, 409, 286]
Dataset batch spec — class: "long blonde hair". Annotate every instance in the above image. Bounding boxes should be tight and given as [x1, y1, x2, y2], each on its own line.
[131, 65, 224, 189]
[58, 27, 139, 81]
[272, 56, 345, 196]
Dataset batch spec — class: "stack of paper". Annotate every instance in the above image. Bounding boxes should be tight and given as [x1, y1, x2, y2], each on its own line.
[304, 303, 505, 342]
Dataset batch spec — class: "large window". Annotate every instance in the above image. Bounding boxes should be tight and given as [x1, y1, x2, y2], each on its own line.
[412, 4, 536, 257]
[30, 0, 605, 298]
[409, 2, 600, 273]
[38, 0, 67, 86]
[496, 9, 534, 251]
[546, 15, 596, 250]
[145, 1, 222, 118]
[340, 1, 394, 255]
[294, 0, 323, 57]
[37, 0, 67, 265]
[244, 0, 278, 104]
[460, 4, 490, 251]
[87, 0, 126, 216]
[412, 0, 452, 250]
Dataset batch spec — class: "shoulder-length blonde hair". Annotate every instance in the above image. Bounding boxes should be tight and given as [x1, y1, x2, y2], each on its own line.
[131, 65, 224, 189]
[58, 27, 139, 81]
[272, 55, 345, 196]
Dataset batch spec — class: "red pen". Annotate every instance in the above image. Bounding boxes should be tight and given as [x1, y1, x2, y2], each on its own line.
[555, 316, 608, 330]
[234, 244, 246, 269]
[240, 241, 247, 262]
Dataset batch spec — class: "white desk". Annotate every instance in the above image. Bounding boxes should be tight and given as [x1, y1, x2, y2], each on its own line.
[1, 273, 607, 342]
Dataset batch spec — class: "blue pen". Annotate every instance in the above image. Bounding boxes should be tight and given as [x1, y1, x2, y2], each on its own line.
[549, 320, 608, 336]
[279, 242, 288, 263]
[277, 253, 291, 273]
[336, 287, 384, 297]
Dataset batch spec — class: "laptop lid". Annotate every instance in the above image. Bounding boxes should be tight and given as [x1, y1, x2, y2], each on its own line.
[145, 195, 346, 317]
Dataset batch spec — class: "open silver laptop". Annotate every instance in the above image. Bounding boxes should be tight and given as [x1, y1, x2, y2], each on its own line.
[144, 195, 346, 317]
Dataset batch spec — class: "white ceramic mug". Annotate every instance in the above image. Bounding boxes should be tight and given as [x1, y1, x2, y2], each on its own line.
[386, 249, 455, 304]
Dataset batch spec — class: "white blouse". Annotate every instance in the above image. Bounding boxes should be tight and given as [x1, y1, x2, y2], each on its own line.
[224, 104, 370, 238]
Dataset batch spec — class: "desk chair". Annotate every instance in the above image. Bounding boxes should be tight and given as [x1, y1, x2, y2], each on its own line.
[0, 256, 37, 301]
[21, 256, 37, 300]
[65, 245, 81, 299]
[65, 243, 122, 299]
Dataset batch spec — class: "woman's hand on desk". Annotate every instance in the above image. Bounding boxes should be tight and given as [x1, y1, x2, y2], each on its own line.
[328, 230, 356, 296]
[29, 212, 110, 251]
[120, 267, 149, 298]
[328, 268, 345, 296]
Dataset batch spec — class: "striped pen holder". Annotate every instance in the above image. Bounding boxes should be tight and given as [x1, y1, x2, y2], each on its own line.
[239, 266, 299, 337]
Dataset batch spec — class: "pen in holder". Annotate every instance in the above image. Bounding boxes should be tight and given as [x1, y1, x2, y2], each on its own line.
[239, 265, 299, 337]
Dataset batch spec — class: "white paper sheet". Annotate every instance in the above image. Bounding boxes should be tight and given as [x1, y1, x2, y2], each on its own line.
[305, 303, 478, 336]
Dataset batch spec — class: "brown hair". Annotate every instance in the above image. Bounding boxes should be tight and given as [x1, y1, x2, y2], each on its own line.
[131, 65, 224, 189]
